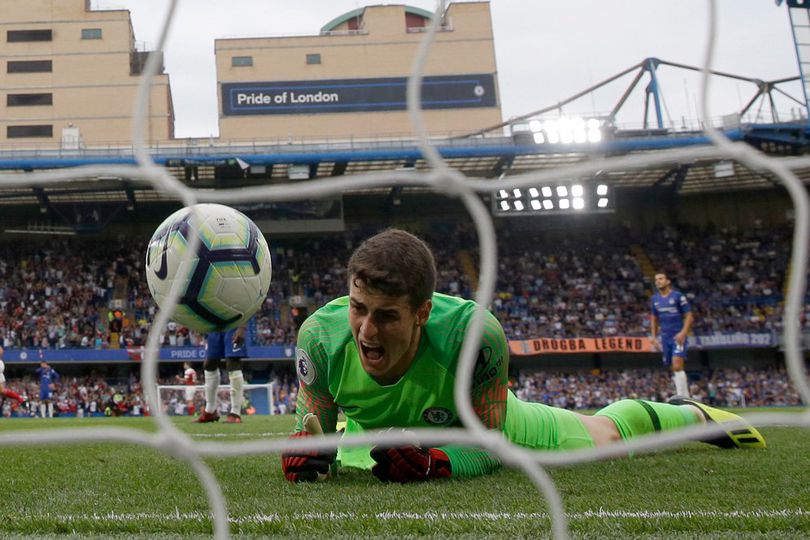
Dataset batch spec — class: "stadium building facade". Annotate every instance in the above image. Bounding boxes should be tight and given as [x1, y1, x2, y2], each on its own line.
[215, 2, 501, 141]
[0, 0, 174, 147]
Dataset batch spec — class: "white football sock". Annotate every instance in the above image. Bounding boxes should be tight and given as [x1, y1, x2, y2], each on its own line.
[39, 403, 46, 418]
[673, 370, 689, 397]
[204, 370, 219, 413]
[47, 402, 54, 418]
[228, 370, 244, 416]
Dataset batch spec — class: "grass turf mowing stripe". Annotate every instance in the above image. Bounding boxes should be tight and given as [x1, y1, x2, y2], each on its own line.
[25, 509, 810, 524]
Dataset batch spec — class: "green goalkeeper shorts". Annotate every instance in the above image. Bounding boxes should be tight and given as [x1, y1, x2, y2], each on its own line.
[504, 391, 595, 451]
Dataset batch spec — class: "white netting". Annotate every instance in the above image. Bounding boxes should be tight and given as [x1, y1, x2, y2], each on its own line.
[0, 1, 809, 539]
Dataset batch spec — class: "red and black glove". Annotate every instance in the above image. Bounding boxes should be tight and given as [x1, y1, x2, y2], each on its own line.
[370, 445, 452, 483]
[281, 431, 337, 483]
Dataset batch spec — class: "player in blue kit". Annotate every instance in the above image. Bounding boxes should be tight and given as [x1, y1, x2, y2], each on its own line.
[650, 272, 694, 398]
[195, 323, 249, 423]
[35, 361, 60, 418]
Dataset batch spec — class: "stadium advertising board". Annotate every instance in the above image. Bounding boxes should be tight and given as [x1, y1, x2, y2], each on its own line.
[509, 332, 777, 356]
[221, 74, 497, 116]
[1, 333, 776, 362]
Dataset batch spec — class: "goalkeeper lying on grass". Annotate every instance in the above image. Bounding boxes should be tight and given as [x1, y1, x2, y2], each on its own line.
[282, 229, 765, 483]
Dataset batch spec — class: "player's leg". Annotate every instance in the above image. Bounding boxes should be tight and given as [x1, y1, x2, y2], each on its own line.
[594, 397, 765, 449]
[0, 362, 24, 403]
[671, 344, 689, 398]
[185, 386, 196, 416]
[593, 399, 700, 443]
[667, 396, 766, 448]
[197, 354, 221, 421]
[39, 387, 49, 418]
[503, 392, 603, 450]
[196, 332, 224, 422]
[506, 390, 762, 451]
[224, 357, 244, 423]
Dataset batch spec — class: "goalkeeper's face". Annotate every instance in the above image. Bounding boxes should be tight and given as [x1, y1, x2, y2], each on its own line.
[348, 282, 431, 386]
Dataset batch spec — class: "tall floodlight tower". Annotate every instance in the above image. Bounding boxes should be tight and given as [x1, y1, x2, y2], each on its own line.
[778, 0, 810, 118]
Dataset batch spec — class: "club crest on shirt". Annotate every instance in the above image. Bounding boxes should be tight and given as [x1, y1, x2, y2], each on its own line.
[422, 407, 453, 426]
[296, 348, 316, 385]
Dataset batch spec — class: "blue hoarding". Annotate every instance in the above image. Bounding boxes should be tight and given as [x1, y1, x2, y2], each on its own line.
[2, 345, 295, 364]
[221, 73, 497, 116]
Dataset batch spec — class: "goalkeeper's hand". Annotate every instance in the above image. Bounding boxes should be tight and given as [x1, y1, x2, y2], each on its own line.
[370, 444, 452, 483]
[281, 414, 336, 483]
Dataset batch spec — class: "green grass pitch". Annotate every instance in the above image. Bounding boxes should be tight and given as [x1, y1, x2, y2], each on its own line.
[0, 409, 808, 538]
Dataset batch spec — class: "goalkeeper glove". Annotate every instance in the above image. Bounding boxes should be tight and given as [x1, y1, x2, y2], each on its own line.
[281, 431, 337, 483]
[370, 445, 452, 483]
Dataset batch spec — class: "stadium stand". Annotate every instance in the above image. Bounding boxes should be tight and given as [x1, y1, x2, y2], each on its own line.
[0, 222, 802, 349]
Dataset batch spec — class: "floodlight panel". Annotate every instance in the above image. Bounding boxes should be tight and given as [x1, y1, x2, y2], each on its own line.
[556, 186, 568, 197]
[597, 184, 608, 196]
[559, 199, 570, 210]
[597, 198, 609, 208]
[529, 188, 539, 198]
[542, 186, 553, 198]
[572, 184, 583, 197]
[531, 200, 541, 210]
[573, 197, 585, 210]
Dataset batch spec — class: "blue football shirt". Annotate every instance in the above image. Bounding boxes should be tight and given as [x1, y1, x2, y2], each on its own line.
[651, 290, 690, 338]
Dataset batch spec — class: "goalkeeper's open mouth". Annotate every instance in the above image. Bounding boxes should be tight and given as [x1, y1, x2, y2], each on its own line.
[360, 342, 386, 367]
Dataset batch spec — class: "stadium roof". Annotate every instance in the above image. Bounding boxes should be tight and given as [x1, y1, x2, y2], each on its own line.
[1, 123, 809, 206]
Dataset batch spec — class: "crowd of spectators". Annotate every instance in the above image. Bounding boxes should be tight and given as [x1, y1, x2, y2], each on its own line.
[485, 223, 795, 339]
[0, 372, 145, 418]
[513, 365, 803, 409]
[0, 221, 801, 350]
[1, 364, 801, 418]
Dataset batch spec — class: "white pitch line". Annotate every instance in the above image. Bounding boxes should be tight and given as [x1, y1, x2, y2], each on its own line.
[27, 509, 810, 524]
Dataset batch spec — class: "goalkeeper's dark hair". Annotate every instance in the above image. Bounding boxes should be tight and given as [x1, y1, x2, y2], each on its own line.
[348, 228, 437, 311]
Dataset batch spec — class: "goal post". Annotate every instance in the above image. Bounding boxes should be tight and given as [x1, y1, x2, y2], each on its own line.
[156, 382, 276, 415]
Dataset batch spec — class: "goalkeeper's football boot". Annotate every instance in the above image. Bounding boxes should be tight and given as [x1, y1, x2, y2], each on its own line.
[194, 410, 220, 423]
[668, 396, 766, 449]
[224, 413, 242, 424]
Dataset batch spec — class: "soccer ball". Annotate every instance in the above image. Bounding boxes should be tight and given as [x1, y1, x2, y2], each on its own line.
[145, 203, 272, 333]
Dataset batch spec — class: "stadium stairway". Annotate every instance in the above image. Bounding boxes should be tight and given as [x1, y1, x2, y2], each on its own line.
[457, 249, 479, 292]
[630, 244, 656, 279]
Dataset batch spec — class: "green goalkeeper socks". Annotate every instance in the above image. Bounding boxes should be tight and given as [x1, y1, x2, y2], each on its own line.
[594, 399, 700, 441]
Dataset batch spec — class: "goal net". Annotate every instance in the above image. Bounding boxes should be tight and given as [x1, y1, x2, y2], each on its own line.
[0, 2, 808, 540]
[156, 382, 276, 416]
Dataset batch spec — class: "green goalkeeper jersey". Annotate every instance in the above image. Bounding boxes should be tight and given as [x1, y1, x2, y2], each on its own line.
[294, 292, 510, 473]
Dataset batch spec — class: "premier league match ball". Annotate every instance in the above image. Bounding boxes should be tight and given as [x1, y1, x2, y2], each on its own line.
[145, 203, 272, 333]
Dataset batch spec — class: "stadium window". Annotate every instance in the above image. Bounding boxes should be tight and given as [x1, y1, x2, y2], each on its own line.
[7, 125, 53, 138]
[7, 29, 53, 42]
[231, 56, 253, 67]
[7, 60, 52, 73]
[7, 93, 53, 106]
[81, 28, 102, 40]
[306, 53, 322, 65]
